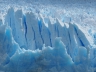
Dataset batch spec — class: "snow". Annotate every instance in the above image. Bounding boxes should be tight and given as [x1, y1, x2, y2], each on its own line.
[0, 2, 96, 72]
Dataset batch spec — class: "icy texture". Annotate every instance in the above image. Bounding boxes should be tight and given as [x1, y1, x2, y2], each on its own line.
[0, 8, 96, 72]
[0, 25, 73, 72]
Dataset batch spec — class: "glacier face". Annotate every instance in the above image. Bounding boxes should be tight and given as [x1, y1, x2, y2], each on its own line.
[0, 6, 96, 72]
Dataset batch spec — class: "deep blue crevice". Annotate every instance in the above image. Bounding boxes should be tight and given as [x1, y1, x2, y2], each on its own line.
[38, 20, 42, 33]
[48, 28, 52, 47]
[56, 24, 59, 37]
[31, 27, 35, 40]
[57, 27, 59, 37]
[55, 24, 59, 37]
[38, 20, 44, 44]
[31, 26, 37, 49]
[23, 15, 27, 43]
[68, 31, 71, 44]
[79, 38, 85, 46]
[22, 15, 28, 49]
[74, 26, 85, 47]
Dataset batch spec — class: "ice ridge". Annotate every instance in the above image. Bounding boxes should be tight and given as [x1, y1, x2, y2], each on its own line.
[0, 8, 95, 72]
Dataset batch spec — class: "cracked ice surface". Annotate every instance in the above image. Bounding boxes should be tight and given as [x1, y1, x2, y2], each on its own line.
[0, 2, 96, 72]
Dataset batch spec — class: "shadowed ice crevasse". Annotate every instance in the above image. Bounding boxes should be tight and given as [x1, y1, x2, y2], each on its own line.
[0, 8, 95, 72]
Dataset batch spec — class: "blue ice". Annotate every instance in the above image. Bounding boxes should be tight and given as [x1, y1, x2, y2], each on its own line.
[0, 7, 95, 72]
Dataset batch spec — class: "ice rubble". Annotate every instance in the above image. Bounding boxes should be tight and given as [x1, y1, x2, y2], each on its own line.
[0, 8, 96, 72]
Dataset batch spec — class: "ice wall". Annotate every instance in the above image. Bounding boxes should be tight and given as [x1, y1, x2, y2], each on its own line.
[0, 8, 95, 72]
[5, 8, 91, 49]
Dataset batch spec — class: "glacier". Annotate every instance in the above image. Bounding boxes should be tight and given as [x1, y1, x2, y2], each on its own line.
[0, 2, 96, 72]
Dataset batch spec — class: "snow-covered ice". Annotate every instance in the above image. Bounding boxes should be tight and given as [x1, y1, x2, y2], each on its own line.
[0, 1, 96, 72]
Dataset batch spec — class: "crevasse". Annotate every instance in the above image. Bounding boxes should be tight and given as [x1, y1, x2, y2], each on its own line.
[0, 7, 95, 72]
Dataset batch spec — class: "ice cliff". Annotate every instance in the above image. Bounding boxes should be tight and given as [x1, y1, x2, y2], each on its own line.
[0, 7, 96, 72]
